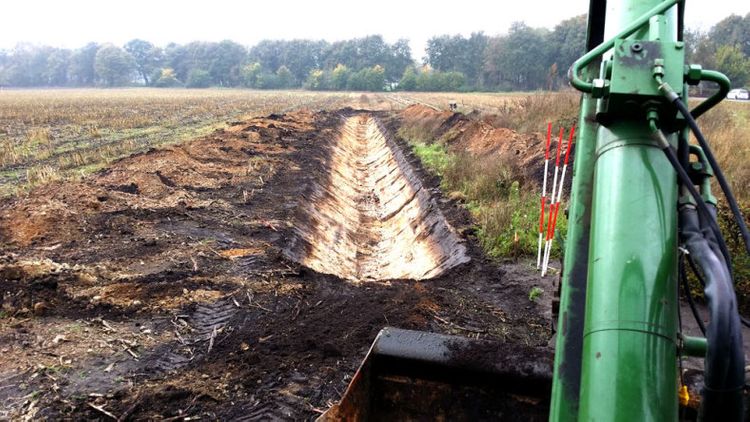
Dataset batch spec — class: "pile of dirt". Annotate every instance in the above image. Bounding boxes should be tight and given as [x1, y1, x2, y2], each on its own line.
[398, 104, 559, 186]
[0, 107, 552, 420]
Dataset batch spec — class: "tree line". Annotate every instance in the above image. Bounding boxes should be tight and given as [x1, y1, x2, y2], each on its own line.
[1, 13, 748, 91]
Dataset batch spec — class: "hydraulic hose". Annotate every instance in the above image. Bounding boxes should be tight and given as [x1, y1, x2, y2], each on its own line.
[686, 246, 750, 328]
[671, 97, 750, 258]
[649, 122, 733, 269]
[680, 206, 745, 421]
[700, 202, 732, 275]
[679, 253, 707, 335]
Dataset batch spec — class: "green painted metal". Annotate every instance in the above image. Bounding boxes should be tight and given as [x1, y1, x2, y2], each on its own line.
[604, 39, 684, 114]
[552, 0, 686, 420]
[549, 2, 607, 418]
[548, 68, 598, 422]
[568, 0, 680, 93]
[691, 69, 731, 119]
[578, 121, 679, 420]
[682, 335, 708, 357]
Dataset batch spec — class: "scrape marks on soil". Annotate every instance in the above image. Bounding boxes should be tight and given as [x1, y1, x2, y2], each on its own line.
[285, 114, 469, 282]
[0, 108, 551, 420]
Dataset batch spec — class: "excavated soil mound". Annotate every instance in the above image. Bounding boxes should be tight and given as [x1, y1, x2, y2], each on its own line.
[399, 104, 553, 185]
[285, 114, 469, 282]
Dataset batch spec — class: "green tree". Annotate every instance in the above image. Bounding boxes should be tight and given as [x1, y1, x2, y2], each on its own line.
[276, 65, 294, 88]
[439, 71, 465, 91]
[241, 62, 262, 88]
[365, 65, 386, 91]
[684, 29, 716, 68]
[186, 68, 211, 88]
[347, 70, 365, 90]
[153, 68, 182, 87]
[68, 43, 99, 86]
[415, 66, 433, 91]
[548, 15, 586, 87]
[209, 40, 248, 86]
[249, 40, 328, 82]
[483, 22, 551, 91]
[45, 49, 70, 86]
[424, 33, 486, 88]
[386, 39, 414, 82]
[331, 64, 351, 90]
[710, 13, 750, 56]
[94, 45, 136, 86]
[714, 45, 750, 87]
[304, 69, 328, 90]
[124, 39, 162, 85]
[255, 72, 281, 89]
[398, 67, 417, 91]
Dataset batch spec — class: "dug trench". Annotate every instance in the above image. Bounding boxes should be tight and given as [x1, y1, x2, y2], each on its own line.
[0, 107, 553, 420]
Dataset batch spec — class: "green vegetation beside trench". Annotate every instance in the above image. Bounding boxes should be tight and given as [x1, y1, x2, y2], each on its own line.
[402, 131, 566, 260]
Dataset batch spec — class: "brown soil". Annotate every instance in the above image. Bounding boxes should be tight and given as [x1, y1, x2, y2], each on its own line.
[284, 114, 469, 282]
[0, 107, 553, 420]
[399, 104, 559, 186]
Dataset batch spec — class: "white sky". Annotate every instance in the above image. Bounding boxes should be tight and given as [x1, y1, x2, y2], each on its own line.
[2, 0, 749, 59]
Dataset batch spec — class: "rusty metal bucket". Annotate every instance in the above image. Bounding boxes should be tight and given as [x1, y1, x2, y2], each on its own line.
[318, 327, 553, 421]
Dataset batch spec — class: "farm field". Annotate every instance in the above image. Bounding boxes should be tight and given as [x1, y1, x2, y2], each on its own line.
[0, 89, 748, 419]
[0, 88, 576, 197]
[0, 89, 371, 196]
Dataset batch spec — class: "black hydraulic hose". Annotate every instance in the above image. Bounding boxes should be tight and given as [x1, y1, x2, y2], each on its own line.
[687, 252, 750, 329]
[680, 206, 745, 421]
[658, 134, 750, 329]
[686, 255, 706, 287]
[653, 128, 734, 269]
[700, 203, 728, 268]
[680, 253, 707, 335]
[672, 97, 750, 258]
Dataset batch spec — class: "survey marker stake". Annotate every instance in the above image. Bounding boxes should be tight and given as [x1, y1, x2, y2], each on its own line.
[537, 122, 552, 269]
[543, 125, 575, 276]
[542, 127, 564, 276]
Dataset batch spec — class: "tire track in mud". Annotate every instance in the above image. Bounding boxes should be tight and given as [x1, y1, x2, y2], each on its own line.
[152, 298, 238, 372]
[285, 113, 469, 282]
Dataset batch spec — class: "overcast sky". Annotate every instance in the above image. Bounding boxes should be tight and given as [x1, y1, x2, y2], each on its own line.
[3, 0, 749, 59]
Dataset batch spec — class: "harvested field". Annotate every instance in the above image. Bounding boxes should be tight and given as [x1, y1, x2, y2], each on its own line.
[0, 89, 391, 196]
[0, 105, 553, 420]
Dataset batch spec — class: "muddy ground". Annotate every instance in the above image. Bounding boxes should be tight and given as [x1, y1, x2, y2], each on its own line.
[3, 101, 743, 420]
[0, 106, 555, 420]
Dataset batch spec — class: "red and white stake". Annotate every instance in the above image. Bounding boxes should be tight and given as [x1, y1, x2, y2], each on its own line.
[537, 123, 552, 269]
[542, 128, 563, 275]
[542, 125, 575, 276]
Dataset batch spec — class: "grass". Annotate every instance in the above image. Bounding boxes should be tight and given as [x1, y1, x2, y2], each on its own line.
[528, 287, 544, 302]
[402, 126, 559, 259]
[398, 92, 579, 260]
[442, 151, 554, 258]
[400, 92, 748, 288]
[695, 101, 750, 309]
[696, 101, 750, 201]
[0, 88, 355, 196]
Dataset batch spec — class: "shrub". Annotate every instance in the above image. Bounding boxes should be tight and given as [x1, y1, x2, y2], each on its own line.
[331, 64, 351, 90]
[152, 68, 182, 87]
[398, 67, 418, 91]
[241, 63, 262, 88]
[276, 65, 295, 89]
[186, 69, 211, 88]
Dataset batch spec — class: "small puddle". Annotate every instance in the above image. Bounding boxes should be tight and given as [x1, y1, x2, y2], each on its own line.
[285, 114, 469, 282]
